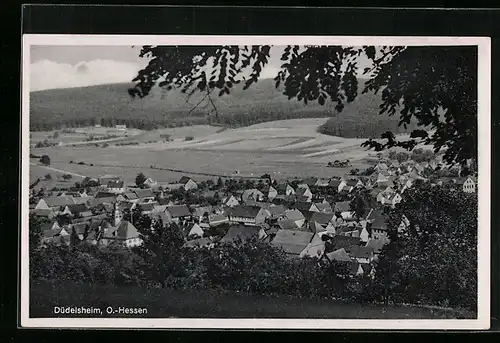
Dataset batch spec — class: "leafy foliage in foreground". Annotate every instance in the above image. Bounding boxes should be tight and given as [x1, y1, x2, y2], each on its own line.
[29, 185, 477, 311]
[130, 45, 477, 164]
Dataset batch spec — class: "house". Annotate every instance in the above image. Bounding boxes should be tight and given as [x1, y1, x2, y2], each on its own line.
[278, 218, 301, 230]
[183, 237, 215, 250]
[121, 191, 139, 203]
[345, 178, 364, 190]
[336, 224, 362, 238]
[42, 227, 71, 246]
[241, 188, 265, 203]
[138, 203, 155, 215]
[280, 209, 306, 228]
[220, 224, 267, 245]
[264, 185, 278, 201]
[165, 205, 193, 224]
[276, 183, 295, 196]
[293, 201, 320, 213]
[222, 194, 240, 207]
[302, 177, 319, 187]
[133, 188, 156, 203]
[457, 176, 477, 193]
[329, 178, 347, 193]
[325, 248, 353, 263]
[366, 236, 390, 255]
[98, 175, 120, 186]
[107, 180, 125, 194]
[378, 192, 402, 207]
[309, 212, 336, 233]
[143, 177, 158, 188]
[62, 204, 93, 218]
[209, 214, 229, 227]
[296, 184, 313, 202]
[349, 245, 375, 263]
[163, 183, 185, 191]
[115, 124, 127, 131]
[31, 208, 56, 220]
[349, 261, 374, 277]
[268, 204, 288, 219]
[315, 202, 332, 213]
[186, 223, 204, 238]
[35, 196, 75, 211]
[328, 235, 361, 253]
[334, 201, 354, 219]
[191, 205, 213, 222]
[300, 234, 326, 258]
[367, 210, 389, 239]
[374, 162, 389, 173]
[102, 221, 142, 248]
[179, 176, 198, 191]
[228, 205, 270, 226]
[271, 229, 315, 258]
[95, 191, 118, 199]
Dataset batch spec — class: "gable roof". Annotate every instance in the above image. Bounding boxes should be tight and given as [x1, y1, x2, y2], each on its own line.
[42, 196, 75, 207]
[271, 230, 314, 255]
[310, 212, 336, 225]
[315, 202, 332, 212]
[32, 208, 55, 217]
[138, 203, 155, 212]
[330, 235, 361, 252]
[107, 180, 124, 188]
[278, 218, 300, 230]
[183, 237, 213, 249]
[220, 225, 264, 244]
[166, 205, 192, 218]
[230, 205, 263, 218]
[133, 188, 155, 198]
[282, 209, 305, 221]
[349, 245, 375, 259]
[366, 237, 389, 253]
[66, 204, 90, 214]
[179, 176, 193, 184]
[293, 201, 313, 212]
[268, 205, 287, 217]
[326, 248, 352, 262]
[106, 221, 139, 240]
[334, 201, 351, 213]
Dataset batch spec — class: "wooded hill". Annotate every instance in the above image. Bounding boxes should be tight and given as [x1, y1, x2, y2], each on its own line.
[30, 78, 418, 138]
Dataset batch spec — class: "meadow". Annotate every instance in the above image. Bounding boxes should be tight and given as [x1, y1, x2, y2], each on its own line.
[30, 119, 382, 184]
[30, 280, 472, 319]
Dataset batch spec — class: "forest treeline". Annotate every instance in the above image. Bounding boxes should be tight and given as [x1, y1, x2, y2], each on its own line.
[30, 80, 416, 138]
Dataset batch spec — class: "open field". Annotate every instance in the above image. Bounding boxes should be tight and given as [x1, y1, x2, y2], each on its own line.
[30, 280, 473, 319]
[29, 119, 433, 184]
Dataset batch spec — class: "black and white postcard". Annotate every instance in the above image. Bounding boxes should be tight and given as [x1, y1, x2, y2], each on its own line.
[20, 35, 491, 329]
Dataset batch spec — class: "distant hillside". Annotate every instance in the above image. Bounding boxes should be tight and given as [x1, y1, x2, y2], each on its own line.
[29, 78, 417, 138]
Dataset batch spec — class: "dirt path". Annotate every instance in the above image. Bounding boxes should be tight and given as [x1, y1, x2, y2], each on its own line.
[30, 162, 87, 178]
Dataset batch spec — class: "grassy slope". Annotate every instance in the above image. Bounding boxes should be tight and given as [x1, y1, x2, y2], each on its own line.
[30, 280, 474, 319]
[29, 79, 415, 136]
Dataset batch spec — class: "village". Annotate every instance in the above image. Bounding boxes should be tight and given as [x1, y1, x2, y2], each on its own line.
[29, 152, 478, 279]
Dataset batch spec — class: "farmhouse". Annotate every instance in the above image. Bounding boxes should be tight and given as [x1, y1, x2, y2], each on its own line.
[228, 205, 270, 226]
[456, 176, 477, 193]
[179, 176, 198, 191]
[220, 224, 267, 245]
[165, 205, 193, 224]
[102, 220, 142, 248]
[35, 196, 75, 211]
[115, 124, 127, 131]
[186, 223, 204, 238]
[241, 188, 265, 203]
[183, 237, 214, 250]
[271, 229, 315, 258]
[280, 209, 306, 228]
[293, 201, 320, 213]
[98, 175, 120, 186]
[276, 183, 295, 196]
[334, 201, 354, 219]
[222, 194, 240, 207]
[315, 202, 332, 213]
[329, 178, 347, 193]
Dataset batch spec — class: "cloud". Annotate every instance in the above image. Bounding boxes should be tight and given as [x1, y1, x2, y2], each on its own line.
[29, 59, 146, 91]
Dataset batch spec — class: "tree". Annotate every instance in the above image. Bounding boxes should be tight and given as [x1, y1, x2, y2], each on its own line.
[62, 174, 72, 180]
[53, 131, 60, 139]
[349, 195, 366, 219]
[135, 172, 147, 187]
[44, 173, 52, 180]
[375, 185, 477, 310]
[130, 46, 477, 165]
[216, 177, 225, 189]
[40, 155, 50, 166]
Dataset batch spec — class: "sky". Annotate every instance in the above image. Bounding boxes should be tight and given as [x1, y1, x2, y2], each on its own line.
[29, 45, 372, 92]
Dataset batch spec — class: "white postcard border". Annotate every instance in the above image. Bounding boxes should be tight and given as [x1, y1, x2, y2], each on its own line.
[20, 34, 491, 330]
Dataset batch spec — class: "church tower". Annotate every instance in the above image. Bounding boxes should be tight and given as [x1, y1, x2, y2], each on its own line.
[114, 203, 122, 227]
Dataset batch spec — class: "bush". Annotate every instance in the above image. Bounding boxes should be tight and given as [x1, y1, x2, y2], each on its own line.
[185, 136, 194, 141]
[40, 155, 51, 166]
[44, 173, 52, 180]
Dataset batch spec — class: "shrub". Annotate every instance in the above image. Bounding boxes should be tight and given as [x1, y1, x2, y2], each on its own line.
[184, 136, 194, 141]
